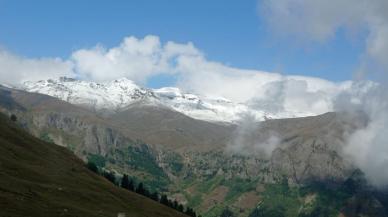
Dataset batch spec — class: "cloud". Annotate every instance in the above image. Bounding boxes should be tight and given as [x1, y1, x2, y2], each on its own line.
[0, 50, 74, 86]
[175, 54, 352, 117]
[335, 83, 388, 188]
[261, 0, 388, 187]
[71, 35, 201, 83]
[260, 0, 388, 73]
[0, 35, 359, 120]
[70, 35, 355, 118]
[227, 112, 280, 157]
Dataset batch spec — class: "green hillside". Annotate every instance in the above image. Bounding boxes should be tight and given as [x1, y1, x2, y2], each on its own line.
[0, 113, 188, 217]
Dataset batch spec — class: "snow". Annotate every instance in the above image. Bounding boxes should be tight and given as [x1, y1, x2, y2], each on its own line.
[21, 77, 309, 123]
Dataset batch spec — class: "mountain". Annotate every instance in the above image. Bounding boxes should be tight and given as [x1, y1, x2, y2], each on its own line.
[21, 77, 318, 123]
[0, 112, 189, 217]
[1, 84, 387, 217]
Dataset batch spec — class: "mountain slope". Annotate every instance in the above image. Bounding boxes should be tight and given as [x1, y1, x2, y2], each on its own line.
[109, 101, 235, 151]
[2, 85, 386, 217]
[0, 113, 188, 217]
[0, 86, 235, 154]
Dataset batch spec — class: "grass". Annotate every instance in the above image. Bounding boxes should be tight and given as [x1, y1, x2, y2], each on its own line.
[222, 178, 257, 201]
[0, 113, 188, 217]
[197, 176, 224, 193]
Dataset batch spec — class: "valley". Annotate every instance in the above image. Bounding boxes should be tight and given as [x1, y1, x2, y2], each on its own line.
[1, 82, 387, 217]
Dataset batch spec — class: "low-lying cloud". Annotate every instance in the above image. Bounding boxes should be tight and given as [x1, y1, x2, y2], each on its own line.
[336, 83, 388, 188]
[227, 112, 280, 157]
[261, 0, 388, 188]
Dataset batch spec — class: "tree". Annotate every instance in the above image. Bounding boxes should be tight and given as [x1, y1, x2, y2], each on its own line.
[86, 161, 98, 173]
[248, 208, 260, 217]
[167, 199, 173, 208]
[103, 171, 116, 184]
[177, 204, 184, 212]
[143, 188, 150, 198]
[128, 179, 135, 191]
[185, 207, 196, 217]
[150, 191, 159, 201]
[160, 194, 169, 206]
[173, 200, 178, 210]
[220, 207, 234, 217]
[256, 206, 285, 217]
[136, 182, 145, 195]
[121, 174, 130, 189]
[10, 114, 17, 122]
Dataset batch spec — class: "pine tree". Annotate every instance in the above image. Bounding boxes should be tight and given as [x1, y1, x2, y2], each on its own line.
[86, 161, 98, 173]
[220, 207, 234, 217]
[177, 204, 184, 212]
[248, 208, 260, 217]
[150, 191, 159, 201]
[160, 194, 169, 206]
[185, 207, 197, 217]
[103, 171, 116, 184]
[173, 200, 178, 210]
[121, 174, 130, 189]
[167, 199, 173, 208]
[136, 182, 145, 195]
[10, 114, 17, 122]
[143, 188, 150, 198]
[128, 179, 135, 191]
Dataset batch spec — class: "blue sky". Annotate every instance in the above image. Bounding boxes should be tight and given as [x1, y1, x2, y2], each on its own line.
[0, 0, 366, 87]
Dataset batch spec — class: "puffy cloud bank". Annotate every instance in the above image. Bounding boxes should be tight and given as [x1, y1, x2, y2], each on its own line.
[261, 0, 388, 188]
[0, 35, 354, 118]
[336, 84, 388, 188]
[0, 50, 74, 86]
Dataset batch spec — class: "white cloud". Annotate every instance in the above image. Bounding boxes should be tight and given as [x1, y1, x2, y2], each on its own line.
[261, 0, 388, 187]
[336, 83, 388, 188]
[0, 35, 355, 118]
[227, 112, 280, 157]
[71, 35, 201, 84]
[174, 54, 352, 117]
[261, 0, 388, 73]
[0, 50, 74, 86]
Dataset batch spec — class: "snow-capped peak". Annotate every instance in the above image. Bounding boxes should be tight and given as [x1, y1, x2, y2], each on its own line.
[22, 77, 153, 112]
[19, 77, 302, 123]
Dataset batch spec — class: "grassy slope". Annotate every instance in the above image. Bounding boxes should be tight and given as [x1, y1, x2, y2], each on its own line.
[0, 114, 188, 217]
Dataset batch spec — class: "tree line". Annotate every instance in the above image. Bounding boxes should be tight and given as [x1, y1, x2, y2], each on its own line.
[87, 161, 199, 217]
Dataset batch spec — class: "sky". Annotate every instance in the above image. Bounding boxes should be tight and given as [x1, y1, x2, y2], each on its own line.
[0, 0, 367, 87]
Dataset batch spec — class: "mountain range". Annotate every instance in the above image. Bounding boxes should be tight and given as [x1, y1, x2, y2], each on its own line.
[1, 78, 387, 217]
[21, 77, 323, 123]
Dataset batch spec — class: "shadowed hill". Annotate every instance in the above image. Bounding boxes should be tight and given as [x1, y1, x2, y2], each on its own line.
[0, 113, 188, 217]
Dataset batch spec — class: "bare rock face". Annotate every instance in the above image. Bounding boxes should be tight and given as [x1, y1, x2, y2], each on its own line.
[271, 137, 351, 184]
[30, 112, 130, 155]
[266, 112, 367, 184]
